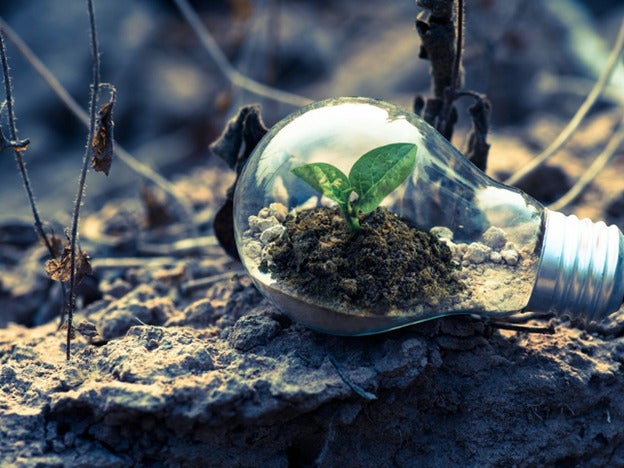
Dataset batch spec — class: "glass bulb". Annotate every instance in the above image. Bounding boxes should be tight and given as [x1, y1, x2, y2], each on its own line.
[233, 97, 624, 335]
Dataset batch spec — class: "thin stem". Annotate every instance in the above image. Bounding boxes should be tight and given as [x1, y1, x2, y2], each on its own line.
[451, 0, 464, 91]
[137, 235, 219, 256]
[548, 116, 624, 212]
[1, 39, 18, 139]
[0, 32, 53, 255]
[505, 18, 624, 187]
[0, 30, 68, 327]
[180, 271, 246, 295]
[172, 0, 312, 108]
[341, 202, 360, 233]
[67, 0, 100, 360]
[0, 17, 197, 235]
[328, 354, 377, 400]
[90, 256, 182, 271]
[488, 321, 555, 335]
[439, 0, 464, 136]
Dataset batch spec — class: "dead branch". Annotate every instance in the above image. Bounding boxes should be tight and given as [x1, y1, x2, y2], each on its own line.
[180, 271, 247, 295]
[172, 0, 312, 108]
[0, 33, 51, 255]
[505, 18, 624, 187]
[66, 0, 102, 360]
[415, 0, 491, 170]
[548, 116, 624, 211]
[0, 17, 198, 236]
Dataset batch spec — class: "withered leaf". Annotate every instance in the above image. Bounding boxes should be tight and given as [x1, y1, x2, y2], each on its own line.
[209, 106, 249, 170]
[45, 256, 69, 283]
[140, 184, 175, 228]
[214, 197, 238, 260]
[209, 105, 267, 171]
[7, 139, 29, 152]
[59, 322, 76, 340]
[91, 90, 115, 176]
[0, 124, 30, 153]
[47, 234, 64, 258]
[465, 96, 491, 172]
[211, 106, 268, 260]
[45, 245, 93, 284]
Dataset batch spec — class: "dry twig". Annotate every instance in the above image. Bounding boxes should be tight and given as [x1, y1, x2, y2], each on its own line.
[415, 0, 491, 170]
[328, 354, 377, 401]
[505, 19, 624, 187]
[172, 0, 312, 108]
[90, 257, 185, 272]
[548, 116, 624, 211]
[66, 0, 101, 360]
[415, 0, 460, 139]
[180, 271, 246, 295]
[0, 34, 48, 253]
[0, 17, 197, 235]
[488, 321, 555, 335]
[0, 30, 69, 324]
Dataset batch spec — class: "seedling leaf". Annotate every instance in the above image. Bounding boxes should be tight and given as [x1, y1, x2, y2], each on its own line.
[290, 143, 418, 233]
[292, 162, 352, 206]
[350, 143, 417, 213]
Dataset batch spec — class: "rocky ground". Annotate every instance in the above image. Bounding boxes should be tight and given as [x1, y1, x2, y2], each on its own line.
[2, 0, 624, 466]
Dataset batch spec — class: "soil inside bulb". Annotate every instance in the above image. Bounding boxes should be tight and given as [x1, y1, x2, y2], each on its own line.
[258, 206, 465, 314]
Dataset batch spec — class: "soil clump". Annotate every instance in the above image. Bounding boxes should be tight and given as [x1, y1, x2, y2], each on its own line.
[260, 206, 464, 314]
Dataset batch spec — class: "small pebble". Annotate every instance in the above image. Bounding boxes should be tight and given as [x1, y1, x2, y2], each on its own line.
[257, 216, 280, 232]
[430, 226, 453, 241]
[463, 242, 491, 264]
[248, 215, 262, 232]
[268, 203, 288, 222]
[340, 278, 358, 297]
[482, 226, 507, 250]
[260, 224, 286, 243]
[443, 240, 463, 260]
[501, 248, 520, 266]
[242, 240, 263, 260]
[489, 251, 502, 264]
[455, 243, 468, 256]
[320, 195, 336, 207]
[249, 214, 281, 232]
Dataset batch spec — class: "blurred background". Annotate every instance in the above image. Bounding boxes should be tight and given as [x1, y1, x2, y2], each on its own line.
[0, 0, 623, 225]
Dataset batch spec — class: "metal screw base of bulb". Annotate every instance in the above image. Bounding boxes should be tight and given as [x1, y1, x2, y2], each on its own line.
[526, 210, 624, 321]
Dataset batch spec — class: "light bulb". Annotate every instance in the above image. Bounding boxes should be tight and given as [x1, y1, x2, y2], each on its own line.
[233, 97, 624, 335]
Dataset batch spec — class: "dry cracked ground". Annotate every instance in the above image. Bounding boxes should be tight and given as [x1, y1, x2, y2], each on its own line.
[2, 0, 624, 466]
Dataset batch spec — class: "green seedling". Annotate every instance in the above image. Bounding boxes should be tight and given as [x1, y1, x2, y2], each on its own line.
[292, 142, 417, 232]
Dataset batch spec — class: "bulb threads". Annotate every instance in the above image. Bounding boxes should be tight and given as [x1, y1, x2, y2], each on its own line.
[526, 209, 624, 321]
